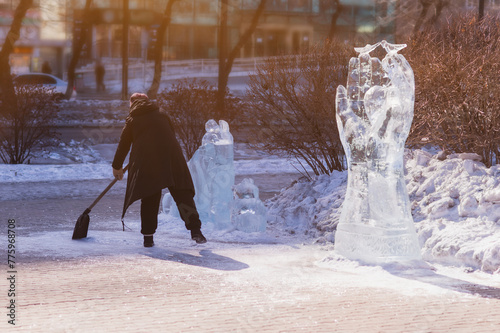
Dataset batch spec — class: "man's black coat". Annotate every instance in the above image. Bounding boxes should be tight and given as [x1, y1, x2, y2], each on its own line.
[112, 99, 194, 218]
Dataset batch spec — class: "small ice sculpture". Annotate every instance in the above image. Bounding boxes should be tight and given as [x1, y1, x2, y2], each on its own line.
[163, 119, 235, 230]
[334, 40, 421, 263]
[231, 178, 267, 232]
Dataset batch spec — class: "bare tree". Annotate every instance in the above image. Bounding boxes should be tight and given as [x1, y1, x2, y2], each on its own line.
[216, 0, 267, 118]
[122, 0, 130, 100]
[374, 0, 456, 41]
[327, 0, 344, 39]
[413, 0, 433, 33]
[0, 85, 60, 164]
[0, 1, 62, 164]
[157, 78, 241, 160]
[64, 0, 93, 99]
[147, 0, 180, 99]
[427, 0, 449, 26]
[413, 0, 451, 34]
[217, 0, 229, 116]
[406, 14, 500, 166]
[0, 0, 33, 115]
[479, 0, 485, 20]
[246, 40, 354, 176]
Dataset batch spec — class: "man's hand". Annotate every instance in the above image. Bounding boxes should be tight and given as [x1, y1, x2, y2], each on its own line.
[113, 168, 124, 180]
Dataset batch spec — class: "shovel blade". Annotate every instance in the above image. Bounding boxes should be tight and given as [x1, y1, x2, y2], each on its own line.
[72, 212, 90, 239]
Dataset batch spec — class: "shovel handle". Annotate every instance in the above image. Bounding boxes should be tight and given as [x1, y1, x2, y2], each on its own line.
[87, 164, 129, 211]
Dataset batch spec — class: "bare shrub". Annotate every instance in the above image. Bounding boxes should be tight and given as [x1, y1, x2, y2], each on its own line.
[0, 85, 60, 164]
[157, 78, 241, 160]
[406, 14, 500, 166]
[245, 40, 355, 176]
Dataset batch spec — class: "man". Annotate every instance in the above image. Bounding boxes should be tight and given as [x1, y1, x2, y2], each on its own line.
[112, 93, 207, 247]
[41, 61, 52, 74]
[95, 60, 105, 92]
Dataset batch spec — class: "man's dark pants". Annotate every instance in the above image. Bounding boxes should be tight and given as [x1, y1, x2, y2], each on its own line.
[140, 188, 202, 235]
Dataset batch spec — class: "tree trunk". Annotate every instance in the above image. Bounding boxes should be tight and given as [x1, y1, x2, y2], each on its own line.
[327, 0, 344, 40]
[413, 0, 432, 34]
[427, 0, 449, 27]
[216, 0, 229, 117]
[122, 0, 130, 100]
[0, 0, 33, 115]
[479, 0, 485, 21]
[64, 0, 92, 99]
[394, 0, 401, 43]
[216, 0, 267, 118]
[147, 0, 178, 99]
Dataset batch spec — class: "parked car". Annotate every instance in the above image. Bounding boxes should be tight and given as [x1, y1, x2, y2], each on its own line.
[13, 73, 77, 99]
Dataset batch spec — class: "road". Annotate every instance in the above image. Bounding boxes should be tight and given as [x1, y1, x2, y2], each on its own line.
[76, 74, 252, 99]
[0, 170, 299, 238]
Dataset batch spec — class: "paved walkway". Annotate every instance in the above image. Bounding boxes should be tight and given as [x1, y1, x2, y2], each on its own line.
[4, 242, 500, 332]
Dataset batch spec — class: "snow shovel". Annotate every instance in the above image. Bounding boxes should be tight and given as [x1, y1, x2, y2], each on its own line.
[72, 164, 128, 240]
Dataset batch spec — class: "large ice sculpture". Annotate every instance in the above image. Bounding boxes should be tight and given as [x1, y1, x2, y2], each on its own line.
[231, 178, 267, 232]
[163, 119, 235, 230]
[334, 40, 421, 263]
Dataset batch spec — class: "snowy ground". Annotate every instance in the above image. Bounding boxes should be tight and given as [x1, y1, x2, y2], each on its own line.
[2, 129, 499, 276]
[1, 97, 500, 331]
[2, 136, 500, 332]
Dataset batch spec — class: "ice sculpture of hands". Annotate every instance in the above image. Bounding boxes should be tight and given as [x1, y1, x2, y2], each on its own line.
[336, 52, 380, 165]
[334, 41, 421, 263]
[336, 40, 414, 170]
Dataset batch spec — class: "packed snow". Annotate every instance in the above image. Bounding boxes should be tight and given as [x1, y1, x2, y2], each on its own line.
[266, 149, 500, 274]
[0, 154, 309, 182]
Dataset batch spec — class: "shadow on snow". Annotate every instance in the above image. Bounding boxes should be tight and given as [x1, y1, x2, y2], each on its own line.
[141, 248, 249, 271]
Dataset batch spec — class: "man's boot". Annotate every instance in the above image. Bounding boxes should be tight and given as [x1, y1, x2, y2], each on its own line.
[190, 229, 207, 244]
[143, 235, 154, 247]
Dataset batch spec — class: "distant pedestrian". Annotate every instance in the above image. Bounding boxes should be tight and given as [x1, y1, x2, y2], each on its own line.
[112, 93, 207, 247]
[95, 61, 106, 92]
[41, 61, 52, 74]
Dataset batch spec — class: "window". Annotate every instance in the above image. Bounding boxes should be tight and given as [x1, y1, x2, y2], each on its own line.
[173, 1, 193, 14]
[241, 0, 259, 10]
[93, 0, 111, 8]
[288, 0, 311, 12]
[0, 0, 39, 9]
[266, 0, 287, 11]
[466, 0, 500, 8]
[195, 0, 215, 14]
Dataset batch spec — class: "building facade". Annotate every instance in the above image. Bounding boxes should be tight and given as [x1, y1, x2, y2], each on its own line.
[0, 0, 41, 74]
[70, 0, 398, 63]
[2, 0, 499, 76]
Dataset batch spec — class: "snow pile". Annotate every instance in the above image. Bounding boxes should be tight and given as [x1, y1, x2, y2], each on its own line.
[407, 150, 500, 273]
[406, 150, 500, 221]
[417, 217, 500, 273]
[266, 171, 347, 241]
[0, 163, 114, 182]
[33, 140, 102, 164]
[0, 155, 308, 183]
[57, 99, 128, 126]
[266, 150, 500, 273]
